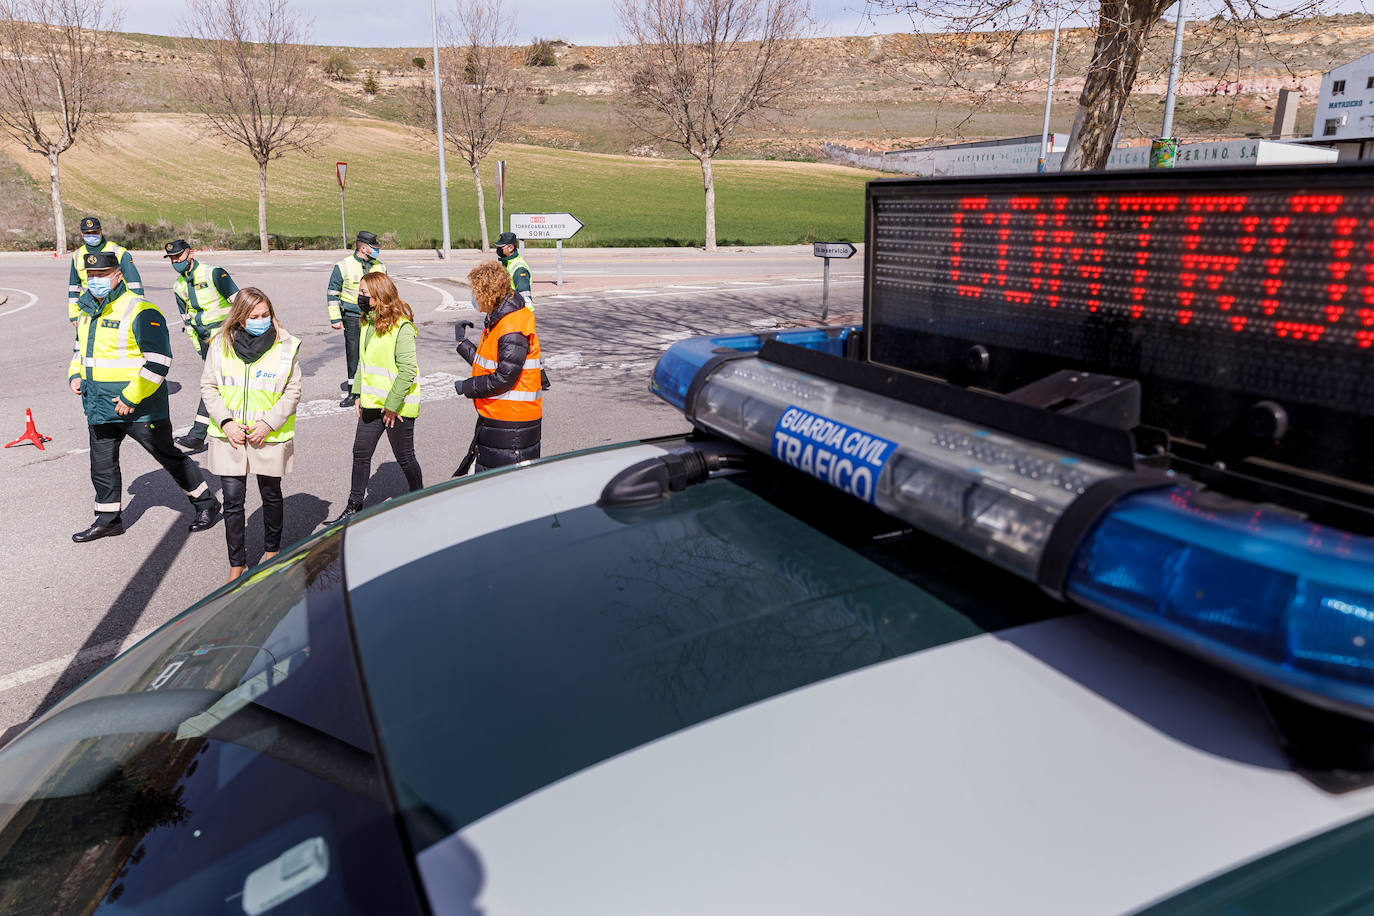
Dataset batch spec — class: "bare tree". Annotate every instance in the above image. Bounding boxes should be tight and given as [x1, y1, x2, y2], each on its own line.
[412, 0, 523, 251]
[866, 0, 1323, 170]
[614, 0, 817, 251]
[0, 0, 123, 253]
[178, 0, 331, 252]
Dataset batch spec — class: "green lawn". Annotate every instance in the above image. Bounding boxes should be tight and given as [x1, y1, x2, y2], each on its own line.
[11, 116, 878, 249]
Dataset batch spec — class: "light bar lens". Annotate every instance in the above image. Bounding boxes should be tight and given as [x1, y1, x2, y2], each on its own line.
[1068, 488, 1374, 709]
[649, 328, 853, 410]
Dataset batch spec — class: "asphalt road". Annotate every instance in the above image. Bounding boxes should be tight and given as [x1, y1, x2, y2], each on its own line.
[0, 245, 863, 736]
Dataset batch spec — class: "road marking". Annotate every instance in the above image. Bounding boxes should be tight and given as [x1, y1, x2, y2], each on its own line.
[543, 352, 584, 370]
[548, 294, 591, 300]
[726, 281, 772, 286]
[0, 624, 161, 696]
[664, 284, 714, 290]
[398, 277, 465, 313]
[0, 287, 38, 318]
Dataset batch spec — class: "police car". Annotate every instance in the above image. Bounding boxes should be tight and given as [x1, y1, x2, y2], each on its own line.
[2, 165, 1374, 915]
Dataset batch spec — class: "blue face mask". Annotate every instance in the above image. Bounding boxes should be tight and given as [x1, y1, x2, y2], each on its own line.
[86, 277, 112, 299]
[367, 246, 379, 259]
[173, 258, 192, 273]
[244, 317, 273, 336]
[83, 234, 102, 247]
[471, 298, 479, 311]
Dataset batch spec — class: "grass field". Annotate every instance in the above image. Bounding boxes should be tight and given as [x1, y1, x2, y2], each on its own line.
[0, 116, 879, 249]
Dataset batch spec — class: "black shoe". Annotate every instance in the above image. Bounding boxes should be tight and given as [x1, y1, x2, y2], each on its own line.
[325, 505, 359, 526]
[175, 434, 206, 452]
[339, 394, 358, 408]
[188, 500, 222, 532]
[72, 521, 125, 543]
[340, 380, 352, 392]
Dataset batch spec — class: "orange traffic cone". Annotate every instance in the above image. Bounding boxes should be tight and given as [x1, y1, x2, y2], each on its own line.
[5, 409, 52, 450]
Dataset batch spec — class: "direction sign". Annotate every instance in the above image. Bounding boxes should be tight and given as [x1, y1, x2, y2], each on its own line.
[510, 212, 584, 240]
[813, 241, 856, 259]
[336, 162, 347, 190]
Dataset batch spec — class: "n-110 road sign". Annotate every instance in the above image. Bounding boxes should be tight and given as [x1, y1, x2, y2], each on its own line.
[813, 241, 856, 259]
[510, 212, 584, 240]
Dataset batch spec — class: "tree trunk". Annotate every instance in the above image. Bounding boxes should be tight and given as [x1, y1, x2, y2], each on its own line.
[1063, 0, 1170, 171]
[473, 164, 490, 252]
[257, 160, 269, 253]
[48, 151, 66, 255]
[699, 155, 716, 252]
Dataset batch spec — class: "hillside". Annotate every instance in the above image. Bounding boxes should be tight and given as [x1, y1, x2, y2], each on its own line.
[2, 13, 1368, 249]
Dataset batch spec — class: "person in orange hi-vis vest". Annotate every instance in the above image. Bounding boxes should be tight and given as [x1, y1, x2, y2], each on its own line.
[454, 260, 542, 474]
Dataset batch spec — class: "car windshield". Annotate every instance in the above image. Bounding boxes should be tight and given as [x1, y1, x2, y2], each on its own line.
[348, 457, 1071, 855]
[0, 530, 424, 916]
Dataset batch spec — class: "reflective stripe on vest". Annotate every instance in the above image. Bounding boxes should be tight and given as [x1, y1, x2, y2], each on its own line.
[72, 240, 129, 289]
[207, 334, 300, 442]
[337, 255, 387, 305]
[74, 288, 163, 384]
[472, 305, 542, 422]
[358, 318, 419, 418]
[174, 261, 234, 333]
[502, 254, 532, 288]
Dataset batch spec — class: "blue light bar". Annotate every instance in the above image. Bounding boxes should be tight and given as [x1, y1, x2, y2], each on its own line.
[649, 328, 855, 410]
[1067, 487, 1374, 718]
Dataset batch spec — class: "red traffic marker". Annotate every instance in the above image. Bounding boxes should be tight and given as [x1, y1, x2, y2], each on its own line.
[5, 408, 52, 450]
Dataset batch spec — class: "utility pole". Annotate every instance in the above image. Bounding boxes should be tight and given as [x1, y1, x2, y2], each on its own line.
[1161, 0, 1186, 139]
[431, 0, 452, 258]
[1038, 20, 1061, 173]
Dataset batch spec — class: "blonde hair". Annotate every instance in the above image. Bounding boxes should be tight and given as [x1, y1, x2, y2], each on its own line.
[467, 260, 511, 313]
[219, 287, 276, 353]
[360, 272, 414, 335]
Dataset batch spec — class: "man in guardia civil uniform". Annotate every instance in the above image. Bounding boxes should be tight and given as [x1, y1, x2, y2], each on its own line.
[67, 250, 221, 543]
[327, 230, 387, 408]
[163, 238, 239, 451]
[68, 216, 143, 326]
[495, 231, 533, 309]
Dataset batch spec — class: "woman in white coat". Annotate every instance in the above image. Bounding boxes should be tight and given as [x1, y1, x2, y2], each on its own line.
[200, 287, 303, 582]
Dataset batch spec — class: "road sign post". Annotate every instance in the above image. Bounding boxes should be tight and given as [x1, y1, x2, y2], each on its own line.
[813, 241, 857, 320]
[510, 212, 585, 287]
[336, 162, 348, 248]
[496, 160, 506, 236]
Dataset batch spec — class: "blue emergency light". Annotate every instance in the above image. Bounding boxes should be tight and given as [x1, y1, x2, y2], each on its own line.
[651, 333, 1374, 721]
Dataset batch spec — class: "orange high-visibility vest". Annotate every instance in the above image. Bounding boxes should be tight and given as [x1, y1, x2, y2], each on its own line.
[472, 305, 542, 422]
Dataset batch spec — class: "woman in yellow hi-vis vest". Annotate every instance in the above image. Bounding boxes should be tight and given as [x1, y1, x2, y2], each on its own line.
[326, 272, 423, 525]
[200, 287, 303, 582]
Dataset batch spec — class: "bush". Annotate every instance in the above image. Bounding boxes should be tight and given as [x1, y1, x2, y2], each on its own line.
[412, 56, 426, 69]
[322, 52, 355, 81]
[570, 61, 591, 71]
[526, 38, 557, 67]
[362, 71, 380, 95]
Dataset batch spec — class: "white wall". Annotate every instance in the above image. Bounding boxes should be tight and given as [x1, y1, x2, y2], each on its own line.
[1312, 52, 1374, 141]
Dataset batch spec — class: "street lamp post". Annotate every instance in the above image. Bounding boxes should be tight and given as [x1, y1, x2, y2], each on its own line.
[431, 0, 452, 258]
[1038, 20, 1061, 173]
[1161, 0, 1186, 139]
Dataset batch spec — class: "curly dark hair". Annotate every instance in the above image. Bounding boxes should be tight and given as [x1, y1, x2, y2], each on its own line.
[467, 260, 511, 313]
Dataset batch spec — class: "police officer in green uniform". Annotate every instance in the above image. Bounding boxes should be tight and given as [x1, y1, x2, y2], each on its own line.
[68, 216, 143, 325]
[163, 238, 239, 451]
[327, 230, 387, 408]
[67, 251, 220, 542]
[495, 231, 533, 309]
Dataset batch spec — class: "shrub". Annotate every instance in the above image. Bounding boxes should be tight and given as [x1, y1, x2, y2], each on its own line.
[362, 71, 380, 95]
[570, 61, 591, 71]
[412, 56, 426, 69]
[323, 52, 355, 81]
[526, 38, 557, 67]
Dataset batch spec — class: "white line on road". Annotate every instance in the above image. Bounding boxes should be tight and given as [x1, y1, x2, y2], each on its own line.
[0, 624, 161, 696]
[398, 276, 465, 313]
[664, 284, 715, 290]
[0, 287, 38, 318]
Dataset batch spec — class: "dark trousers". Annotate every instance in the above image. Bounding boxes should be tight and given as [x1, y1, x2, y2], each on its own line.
[342, 315, 361, 383]
[89, 420, 215, 525]
[221, 474, 283, 567]
[348, 408, 423, 507]
[190, 335, 212, 440]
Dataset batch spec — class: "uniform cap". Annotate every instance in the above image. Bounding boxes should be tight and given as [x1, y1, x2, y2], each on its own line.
[163, 239, 191, 258]
[79, 216, 102, 233]
[356, 230, 379, 246]
[496, 231, 518, 248]
[83, 251, 119, 270]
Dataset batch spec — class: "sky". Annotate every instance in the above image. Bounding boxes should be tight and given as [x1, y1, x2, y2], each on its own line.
[121, 0, 898, 47]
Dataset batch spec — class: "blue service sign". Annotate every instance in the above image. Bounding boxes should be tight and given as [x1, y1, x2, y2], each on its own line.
[771, 406, 897, 503]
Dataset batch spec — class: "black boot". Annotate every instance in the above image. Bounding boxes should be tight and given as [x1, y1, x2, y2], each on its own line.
[340, 380, 352, 392]
[325, 504, 360, 527]
[339, 393, 358, 408]
[188, 500, 222, 532]
[175, 434, 206, 452]
[72, 520, 125, 543]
